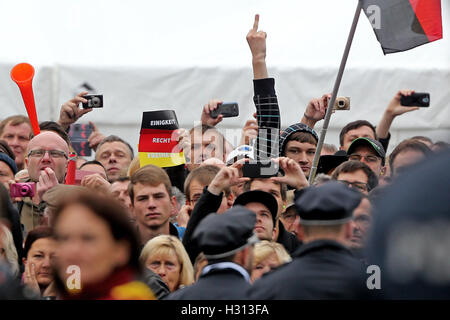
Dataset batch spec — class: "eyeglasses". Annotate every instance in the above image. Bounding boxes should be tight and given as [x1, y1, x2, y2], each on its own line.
[28, 149, 68, 159]
[348, 153, 380, 163]
[338, 180, 369, 192]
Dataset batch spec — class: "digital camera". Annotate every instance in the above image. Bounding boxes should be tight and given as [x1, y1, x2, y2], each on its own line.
[10, 182, 36, 198]
[333, 97, 351, 110]
[82, 94, 103, 109]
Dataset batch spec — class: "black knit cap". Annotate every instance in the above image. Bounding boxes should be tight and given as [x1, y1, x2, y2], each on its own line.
[279, 123, 319, 155]
[0, 153, 18, 175]
[193, 206, 259, 259]
[295, 181, 362, 225]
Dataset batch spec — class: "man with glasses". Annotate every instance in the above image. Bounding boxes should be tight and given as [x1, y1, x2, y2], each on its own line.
[17, 131, 69, 232]
[331, 160, 378, 195]
[347, 137, 386, 177]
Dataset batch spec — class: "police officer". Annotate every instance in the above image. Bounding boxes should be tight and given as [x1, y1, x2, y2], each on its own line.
[165, 206, 258, 300]
[247, 181, 366, 299]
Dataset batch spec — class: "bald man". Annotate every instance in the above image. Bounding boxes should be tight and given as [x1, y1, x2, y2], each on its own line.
[18, 131, 69, 232]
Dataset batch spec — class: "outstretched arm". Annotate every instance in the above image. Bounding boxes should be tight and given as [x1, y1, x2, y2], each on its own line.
[247, 14, 268, 80]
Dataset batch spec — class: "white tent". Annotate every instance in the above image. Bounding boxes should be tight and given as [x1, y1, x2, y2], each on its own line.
[1, 0, 449, 155]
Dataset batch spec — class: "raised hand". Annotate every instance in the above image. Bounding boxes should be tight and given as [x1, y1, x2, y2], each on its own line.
[24, 262, 40, 294]
[270, 157, 309, 190]
[246, 14, 268, 79]
[81, 173, 111, 194]
[240, 119, 258, 146]
[58, 92, 92, 130]
[35, 167, 59, 203]
[377, 90, 420, 140]
[87, 121, 106, 152]
[177, 204, 193, 228]
[200, 99, 224, 127]
[208, 160, 250, 195]
[302, 93, 332, 127]
[386, 90, 420, 116]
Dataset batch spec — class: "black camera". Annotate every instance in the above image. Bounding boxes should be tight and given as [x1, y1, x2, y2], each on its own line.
[400, 92, 430, 107]
[82, 94, 103, 109]
[242, 160, 279, 178]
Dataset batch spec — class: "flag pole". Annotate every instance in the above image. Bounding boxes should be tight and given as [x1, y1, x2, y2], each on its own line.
[308, 0, 363, 184]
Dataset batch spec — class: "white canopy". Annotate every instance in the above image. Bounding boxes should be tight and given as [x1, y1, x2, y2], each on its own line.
[1, 0, 449, 154]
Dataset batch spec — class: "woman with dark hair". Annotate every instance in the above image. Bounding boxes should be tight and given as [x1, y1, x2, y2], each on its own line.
[51, 189, 155, 300]
[22, 226, 56, 298]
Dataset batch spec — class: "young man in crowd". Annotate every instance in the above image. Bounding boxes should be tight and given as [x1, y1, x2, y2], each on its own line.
[331, 160, 378, 195]
[128, 164, 179, 246]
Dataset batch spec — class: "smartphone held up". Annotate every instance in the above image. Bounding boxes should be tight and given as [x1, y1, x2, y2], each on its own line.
[400, 92, 430, 107]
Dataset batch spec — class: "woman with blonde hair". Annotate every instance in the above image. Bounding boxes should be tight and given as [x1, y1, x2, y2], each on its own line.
[140, 235, 194, 292]
[0, 224, 19, 278]
[251, 240, 292, 282]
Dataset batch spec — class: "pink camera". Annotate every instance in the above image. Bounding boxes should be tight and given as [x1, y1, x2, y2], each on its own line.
[10, 182, 36, 198]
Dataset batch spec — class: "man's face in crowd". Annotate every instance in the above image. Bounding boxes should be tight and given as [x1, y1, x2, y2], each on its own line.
[337, 169, 369, 195]
[249, 179, 285, 217]
[96, 141, 132, 182]
[25, 131, 69, 184]
[245, 202, 274, 241]
[348, 145, 383, 176]
[188, 129, 226, 171]
[131, 183, 175, 231]
[280, 207, 300, 237]
[188, 178, 231, 214]
[0, 122, 32, 169]
[350, 197, 372, 248]
[392, 149, 426, 177]
[284, 140, 316, 178]
[110, 180, 132, 211]
[341, 126, 376, 151]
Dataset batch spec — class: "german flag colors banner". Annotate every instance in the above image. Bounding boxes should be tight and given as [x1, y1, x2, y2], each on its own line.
[362, 0, 443, 54]
[138, 110, 185, 168]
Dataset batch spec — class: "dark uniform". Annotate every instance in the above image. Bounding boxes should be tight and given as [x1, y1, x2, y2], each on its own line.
[166, 206, 258, 300]
[247, 182, 367, 299]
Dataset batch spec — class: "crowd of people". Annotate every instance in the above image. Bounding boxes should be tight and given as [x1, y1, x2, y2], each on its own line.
[0, 15, 449, 300]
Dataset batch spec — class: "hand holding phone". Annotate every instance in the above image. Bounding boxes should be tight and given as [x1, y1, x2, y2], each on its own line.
[210, 102, 239, 118]
[400, 92, 430, 107]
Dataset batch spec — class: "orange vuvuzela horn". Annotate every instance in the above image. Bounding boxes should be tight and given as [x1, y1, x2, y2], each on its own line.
[11, 63, 40, 135]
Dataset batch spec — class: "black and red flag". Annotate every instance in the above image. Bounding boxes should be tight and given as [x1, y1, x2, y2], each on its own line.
[361, 0, 443, 54]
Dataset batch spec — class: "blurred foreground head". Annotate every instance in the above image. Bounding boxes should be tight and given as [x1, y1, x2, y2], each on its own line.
[367, 150, 450, 299]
